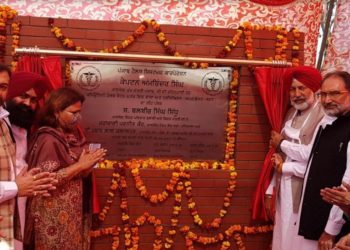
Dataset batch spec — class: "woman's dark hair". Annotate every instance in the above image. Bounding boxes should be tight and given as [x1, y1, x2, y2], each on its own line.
[322, 71, 350, 91]
[0, 64, 11, 77]
[38, 87, 85, 128]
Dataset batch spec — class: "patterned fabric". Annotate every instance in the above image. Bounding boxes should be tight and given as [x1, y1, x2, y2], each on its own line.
[2, 0, 322, 65]
[0, 119, 16, 249]
[24, 127, 89, 250]
[322, 0, 350, 73]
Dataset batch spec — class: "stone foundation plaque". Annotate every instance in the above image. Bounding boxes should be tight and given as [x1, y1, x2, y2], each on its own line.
[70, 61, 231, 161]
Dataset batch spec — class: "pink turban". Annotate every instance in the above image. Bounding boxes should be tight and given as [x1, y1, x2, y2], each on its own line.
[283, 66, 322, 92]
[7, 72, 52, 100]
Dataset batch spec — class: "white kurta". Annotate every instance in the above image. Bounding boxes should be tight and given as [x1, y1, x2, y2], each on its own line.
[267, 110, 313, 250]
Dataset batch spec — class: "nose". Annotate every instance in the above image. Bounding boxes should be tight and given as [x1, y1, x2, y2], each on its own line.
[322, 95, 333, 104]
[22, 98, 31, 106]
[294, 88, 302, 97]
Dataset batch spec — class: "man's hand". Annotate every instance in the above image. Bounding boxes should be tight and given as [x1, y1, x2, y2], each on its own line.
[335, 234, 350, 250]
[318, 231, 335, 250]
[320, 182, 350, 214]
[270, 130, 284, 148]
[264, 195, 274, 221]
[271, 153, 284, 173]
[15, 167, 57, 197]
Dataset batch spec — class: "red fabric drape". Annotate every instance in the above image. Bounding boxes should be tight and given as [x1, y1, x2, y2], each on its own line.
[17, 55, 42, 74]
[16, 55, 63, 89]
[249, 0, 296, 5]
[41, 56, 63, 89]
[251, 67, 291, 221]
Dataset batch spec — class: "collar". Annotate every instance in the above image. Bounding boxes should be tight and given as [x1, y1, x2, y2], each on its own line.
[0, 106, 9, 119]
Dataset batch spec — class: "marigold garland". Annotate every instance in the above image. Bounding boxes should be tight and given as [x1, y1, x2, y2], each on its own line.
[274, 25, 288, 61]
[217, 26, 244, 59]
[0, 5, 17, 62]
[90, 226, 121, 250]
[95, 162, 272, 249]
[52, 18, 300, 72]
[10, 21, 21, 71]
[291, 27, 301, 66]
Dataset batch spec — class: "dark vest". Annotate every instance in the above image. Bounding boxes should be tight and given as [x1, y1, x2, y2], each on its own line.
[298, 115, 350, 240]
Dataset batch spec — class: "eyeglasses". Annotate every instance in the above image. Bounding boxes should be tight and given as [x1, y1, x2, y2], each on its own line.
[319, 90, 349, 99]
[18, 93, 39, 105]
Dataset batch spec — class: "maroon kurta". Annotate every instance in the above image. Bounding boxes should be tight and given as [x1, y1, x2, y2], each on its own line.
[24, 126, 90, 250]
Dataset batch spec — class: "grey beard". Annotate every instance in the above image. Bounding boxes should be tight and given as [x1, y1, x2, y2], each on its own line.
[291, 101, 309, 111]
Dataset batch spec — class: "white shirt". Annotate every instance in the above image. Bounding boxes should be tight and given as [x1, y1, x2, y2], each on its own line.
[0, 106, 18, 203]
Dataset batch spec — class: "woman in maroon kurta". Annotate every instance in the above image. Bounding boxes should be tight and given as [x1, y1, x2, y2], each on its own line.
[24, 88, 106, 250]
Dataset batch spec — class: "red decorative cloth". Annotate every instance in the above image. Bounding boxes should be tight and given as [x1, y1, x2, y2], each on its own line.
[250, 0, 296, 6]
[283, 66, 322, 92]
[251, 67, 291, 221]
[16, 55, 63, 90]
[7, 71, 52, 100]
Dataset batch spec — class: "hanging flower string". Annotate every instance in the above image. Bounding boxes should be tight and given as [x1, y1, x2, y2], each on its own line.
[240, 22, 300, 65]
[11, 21, 21, 71]
[95, 163, 272, 249]
[274, 26, 288, 61]
[291, 27, 301, 66]
[51, 19, 300, 70]
[90, 226, 121, 250]
[0, 5, 17, 63]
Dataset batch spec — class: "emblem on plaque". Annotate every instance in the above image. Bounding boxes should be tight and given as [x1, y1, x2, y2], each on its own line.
[201, 72, 224, 96]
[76, 66, 102, 91]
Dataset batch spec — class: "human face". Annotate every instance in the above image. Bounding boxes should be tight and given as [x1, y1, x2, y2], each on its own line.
[12, 88, 38, 111]
[57, 101, 82, 130]
[0, 71, 10, 106]
[320, 76, 350, 117]
[289, 79, 315, 111]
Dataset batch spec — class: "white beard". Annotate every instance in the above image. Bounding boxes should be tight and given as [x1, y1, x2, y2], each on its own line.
[291, 101, 309, 111]
[291, 94, 315, 111]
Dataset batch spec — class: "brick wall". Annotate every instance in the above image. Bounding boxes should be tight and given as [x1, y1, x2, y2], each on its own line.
[3, 16, 304, 250]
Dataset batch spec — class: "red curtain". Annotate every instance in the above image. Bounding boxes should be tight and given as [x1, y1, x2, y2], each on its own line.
[249, 0, 296, 5]
[16, 55, 63, 89]
[251, 67, 290, 221]
[41, 56, 63, 89]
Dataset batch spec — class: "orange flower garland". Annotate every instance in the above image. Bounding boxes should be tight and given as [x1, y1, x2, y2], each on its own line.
[95, 161, 272, 249]
[291, 27, 301, 66]
[225, 68, 239, 164]
[184, 165, 237, 230]
[131, 212, 163, 250]
[149, 19, 209, 69]
[130, 159, 182, 204]
[242, 22, 254, 60]
[48, 18, 148, 53]
[180, 224, 273, 250]
[274, 26, 288, 61]
[90, 226, 120, 250]
[51, 18, 300, 73]
[10, 21, 21, 71]
[0, 5, 17, 62]
[217, 26, 244, 59]
[64, 62, 71, 86]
